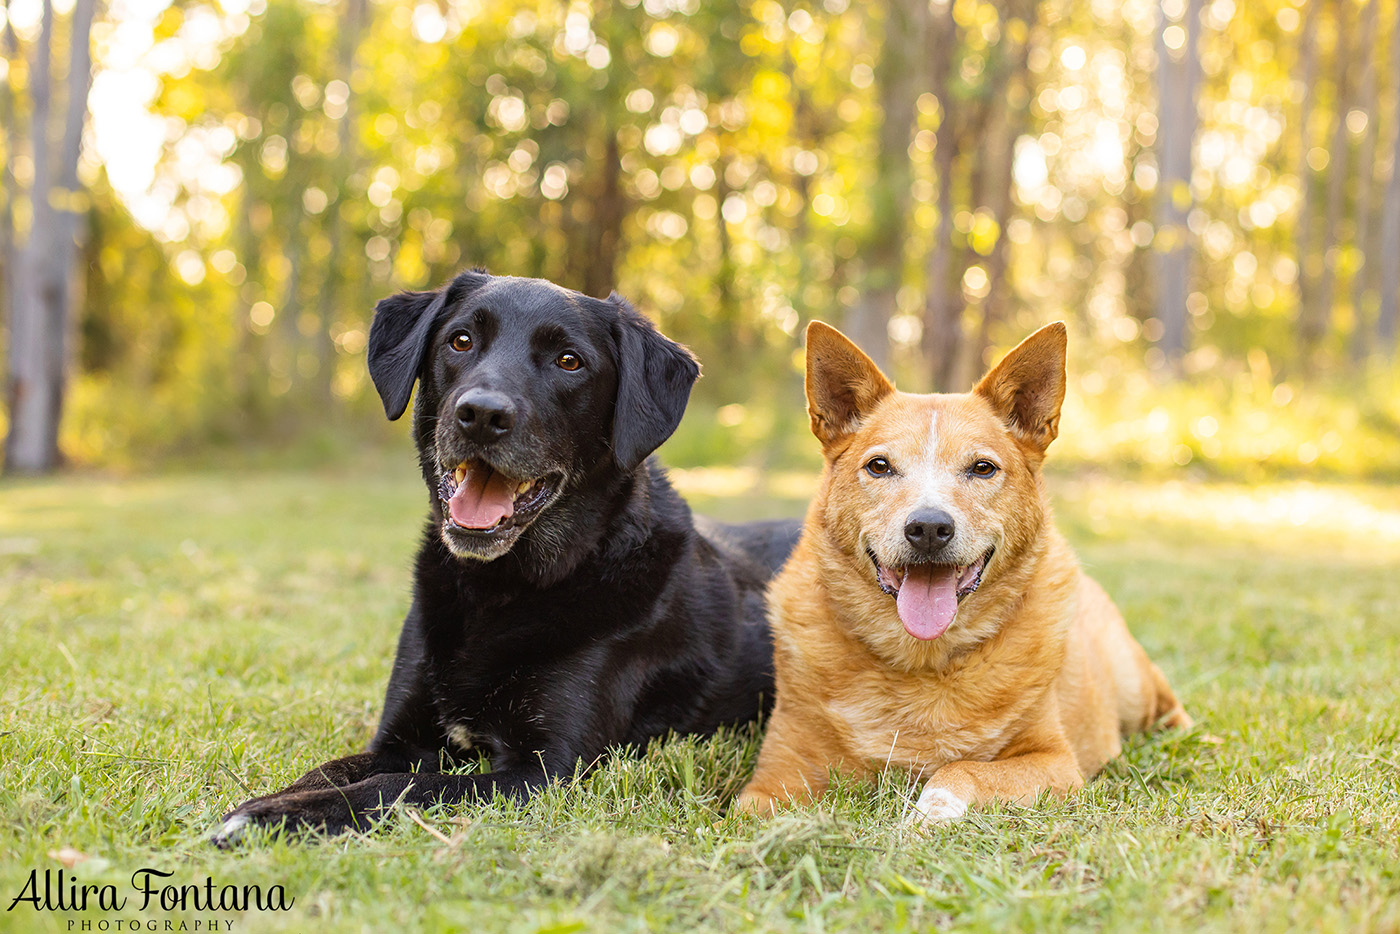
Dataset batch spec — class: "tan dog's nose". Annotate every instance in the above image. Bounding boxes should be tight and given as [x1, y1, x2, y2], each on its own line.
[905, 508, 955, 556]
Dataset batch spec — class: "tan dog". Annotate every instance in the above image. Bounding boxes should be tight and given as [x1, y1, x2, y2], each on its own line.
[736, 321, 1192, 824]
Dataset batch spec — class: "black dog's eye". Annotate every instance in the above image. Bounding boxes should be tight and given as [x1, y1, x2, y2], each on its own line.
[450, 331, 473, 353]
[865, 457, 892, 477]
[556, 351, 583, 371]
[970, 459, 999, 478]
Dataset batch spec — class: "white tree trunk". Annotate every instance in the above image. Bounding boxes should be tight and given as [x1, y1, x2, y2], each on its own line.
[922, 0, 961, 390]
[846, 0, 921, 371]
[1348, 0, 1380, 361]
[1376, 6, 1400, 351]
[1, 11, 19, 335]
[1294, 0, 1320, 356]
[1308, 0, 1353, 357]
[4, 0, 97, 474]
[1154, 0, 1203, 367]
[314, 0, 367, 404]
[5, 0, 58, 473]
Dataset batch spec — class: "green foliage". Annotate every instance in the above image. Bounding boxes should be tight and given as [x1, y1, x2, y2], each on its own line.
[1057, 360, 1400, 480]
[4, 0, 1398, 474]
[2, 467, 1398, 932]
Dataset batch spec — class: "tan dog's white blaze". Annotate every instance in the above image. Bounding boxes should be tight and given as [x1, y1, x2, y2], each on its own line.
[736, 321, 1193, 824]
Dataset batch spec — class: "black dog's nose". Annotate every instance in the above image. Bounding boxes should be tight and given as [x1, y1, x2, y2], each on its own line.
[455, 389, 516, 444]
[905, 508, 955, 554]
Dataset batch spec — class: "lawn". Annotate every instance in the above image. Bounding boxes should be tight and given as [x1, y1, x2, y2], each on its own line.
[2, 458, 1398, 933]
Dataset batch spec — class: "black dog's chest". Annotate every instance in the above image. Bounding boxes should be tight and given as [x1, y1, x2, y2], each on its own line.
[431, 661, 543, 764]
[422, 599, 587, 766]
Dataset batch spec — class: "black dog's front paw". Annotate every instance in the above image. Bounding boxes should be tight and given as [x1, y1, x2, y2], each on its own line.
[209, 769, 512, 847]
[210, 790, 365, 848]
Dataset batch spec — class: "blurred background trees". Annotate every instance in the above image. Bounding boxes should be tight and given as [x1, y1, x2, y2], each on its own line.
[3, 0, 96, 471]
[1, 0, 1398, 477]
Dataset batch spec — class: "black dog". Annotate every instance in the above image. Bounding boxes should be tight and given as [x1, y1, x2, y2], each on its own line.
[213, 271, 799, 844]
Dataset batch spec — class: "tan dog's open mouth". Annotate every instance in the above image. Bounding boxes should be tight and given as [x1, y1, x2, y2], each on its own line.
[868, 547, 994, 641]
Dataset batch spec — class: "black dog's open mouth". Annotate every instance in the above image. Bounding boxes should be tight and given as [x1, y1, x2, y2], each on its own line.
[436, 459, 561, 535]
[866, 545, 995, 641]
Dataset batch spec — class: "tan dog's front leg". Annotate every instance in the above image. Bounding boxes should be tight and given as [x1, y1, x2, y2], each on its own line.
[733, 771, 828, 816]
[908, 747, 1084, 824]
[734, 703, 842, 815]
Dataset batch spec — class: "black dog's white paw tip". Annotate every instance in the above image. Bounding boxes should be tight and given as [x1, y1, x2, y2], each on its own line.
[209, 813, 250, 849]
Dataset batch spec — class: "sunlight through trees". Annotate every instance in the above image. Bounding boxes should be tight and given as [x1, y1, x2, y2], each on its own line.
[1, 0, 1398, 473]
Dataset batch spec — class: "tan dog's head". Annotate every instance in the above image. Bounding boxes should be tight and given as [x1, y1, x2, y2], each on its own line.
[804, 320, 1067, 650]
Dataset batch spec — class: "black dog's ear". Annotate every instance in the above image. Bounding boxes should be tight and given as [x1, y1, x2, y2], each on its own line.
[368, 289, 442, 420]
[608, 294, 700, 471]
[367, 271, 488, 420]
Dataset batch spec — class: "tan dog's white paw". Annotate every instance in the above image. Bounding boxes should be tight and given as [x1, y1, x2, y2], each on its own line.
[908, 786, 968, 825]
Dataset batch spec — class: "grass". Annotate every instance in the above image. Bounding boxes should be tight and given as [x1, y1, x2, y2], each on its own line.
[2, 457, 1399, 933]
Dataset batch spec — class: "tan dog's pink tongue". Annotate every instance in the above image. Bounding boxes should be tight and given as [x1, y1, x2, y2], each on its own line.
[449, 464, 516, 529]
[896, 564, 959, 640]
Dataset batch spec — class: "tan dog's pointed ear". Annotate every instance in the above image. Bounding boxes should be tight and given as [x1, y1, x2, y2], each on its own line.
[805, 321, 895, 449]
[973, 322, 1067, 454]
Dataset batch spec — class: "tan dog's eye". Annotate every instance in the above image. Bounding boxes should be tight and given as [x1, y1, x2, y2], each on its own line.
[865, 457, 892, 477]
[556, 352, 583, 371]
[450, 332, 473, 352]
[970, 459, 999, 478]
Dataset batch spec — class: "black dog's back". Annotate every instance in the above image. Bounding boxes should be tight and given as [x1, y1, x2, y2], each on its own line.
[700, 518, 802, 578]
[683, 514, 800, 727]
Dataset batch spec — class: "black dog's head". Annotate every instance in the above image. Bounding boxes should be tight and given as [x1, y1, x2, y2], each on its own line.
[367, 270, 700, 563]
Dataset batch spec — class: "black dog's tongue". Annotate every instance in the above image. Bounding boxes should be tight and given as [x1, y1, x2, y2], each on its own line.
[896, 564, 959, 640]
[449, 463, 516, 529]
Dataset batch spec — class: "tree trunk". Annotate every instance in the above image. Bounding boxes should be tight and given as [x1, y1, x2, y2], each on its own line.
[922, 0, 961, 391]
[1376, 4, 1400, 352]
[713, 153, 741, 361]
[232, 198, 264, 408]
[582, 132, 624, 299]
[1153, 0, 1202, 369]
[963, 1, 1034, 386]
[1294, 0, 1321, 357]
[972, 21, 1034, 381]
[6, 0, 56, 472]
[848, 0, 920, 370]
[1, 9, 19, 348]
[1348, 0, 1380, 362]
[315, 0, 367, 406]
[788, 157, 812, 321]
[4, 0, 97, 473]
[6, 0, 57, 472]
[787, 30, 830, 327]
[51, 0, 97, 387]
[1305, 0, 1353, 359]
[278, 215, 304, 387]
